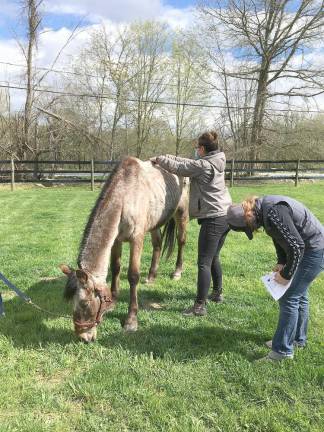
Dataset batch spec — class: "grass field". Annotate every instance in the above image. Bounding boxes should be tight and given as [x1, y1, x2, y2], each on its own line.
[0, 182, 323, 432]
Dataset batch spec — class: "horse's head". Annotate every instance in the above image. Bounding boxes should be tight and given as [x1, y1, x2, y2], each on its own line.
[60, 264, 113, 343]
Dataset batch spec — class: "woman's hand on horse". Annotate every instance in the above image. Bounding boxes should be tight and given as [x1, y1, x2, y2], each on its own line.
[274, 271, 289, 285]
[272, 263, 284, 272]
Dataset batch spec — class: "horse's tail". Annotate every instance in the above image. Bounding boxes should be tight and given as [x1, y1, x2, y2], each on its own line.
[161, 217, 177, 260]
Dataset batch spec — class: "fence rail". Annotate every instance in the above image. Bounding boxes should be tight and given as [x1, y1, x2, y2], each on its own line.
[1, 159, 324, 191]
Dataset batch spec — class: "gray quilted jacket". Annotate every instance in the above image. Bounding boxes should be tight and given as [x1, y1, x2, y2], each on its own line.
[156, 151, 232, 219]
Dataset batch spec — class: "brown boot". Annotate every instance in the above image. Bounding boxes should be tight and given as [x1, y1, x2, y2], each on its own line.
[208, 291, 224, 303]
[182, 302, 207, 317]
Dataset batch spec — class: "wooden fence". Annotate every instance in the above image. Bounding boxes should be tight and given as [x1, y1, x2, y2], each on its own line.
[0, 159, 324, 191]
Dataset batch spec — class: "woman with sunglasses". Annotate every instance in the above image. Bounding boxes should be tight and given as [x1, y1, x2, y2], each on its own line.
[152, 131, 232, 316]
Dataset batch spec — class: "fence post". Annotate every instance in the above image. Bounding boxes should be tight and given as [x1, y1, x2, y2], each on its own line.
[90, 159, 95, 191]
[295, 159, 300, 187]
[11, 158, 15, 191]
[230, 159, 235, 187]
[33, 158, 39, 180]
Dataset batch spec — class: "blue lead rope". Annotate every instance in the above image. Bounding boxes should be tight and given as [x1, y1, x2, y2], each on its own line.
[0, 292, 4, 316]
[0, 271, 70, 320]
[0, 271, 31, 316]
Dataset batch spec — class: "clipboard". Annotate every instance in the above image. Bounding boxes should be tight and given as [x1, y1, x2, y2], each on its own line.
[261, 272, 293, 301]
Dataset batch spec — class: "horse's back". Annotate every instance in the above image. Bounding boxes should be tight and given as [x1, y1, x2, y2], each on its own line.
[118, 157, 185, 237]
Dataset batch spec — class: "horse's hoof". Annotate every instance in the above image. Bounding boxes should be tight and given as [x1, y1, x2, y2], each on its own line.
[171, 272, 181, 281]
[123, 321, 138, 332]
[144, 277, 155, 284]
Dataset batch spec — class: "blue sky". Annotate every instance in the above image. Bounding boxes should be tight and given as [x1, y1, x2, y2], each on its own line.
[0, 1, 311, 40]
[167, 0, 196, 6]
[1, 0, 323, 112]
[0, 0, 198, 111]
[0, 0, 197, 39]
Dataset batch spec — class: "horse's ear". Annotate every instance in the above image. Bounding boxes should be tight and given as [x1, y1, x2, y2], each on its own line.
[59, 264, 73, 275]
[76, 269, 88, 285]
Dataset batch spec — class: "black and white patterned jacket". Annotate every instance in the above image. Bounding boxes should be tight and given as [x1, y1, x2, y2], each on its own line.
[255, 196, 324, 280]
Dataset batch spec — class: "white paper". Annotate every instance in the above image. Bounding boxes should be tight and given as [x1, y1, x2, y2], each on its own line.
[261, 272, 293, 301]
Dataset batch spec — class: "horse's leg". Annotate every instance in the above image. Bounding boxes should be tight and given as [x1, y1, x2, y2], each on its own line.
[145, 228, 162, 284]
[124, 235, 144, 332]
[172, 210, 188, 280]
[110, 240, 122, 306]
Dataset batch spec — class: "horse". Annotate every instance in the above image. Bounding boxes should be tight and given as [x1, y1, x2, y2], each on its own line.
[60, 156, 189, 342]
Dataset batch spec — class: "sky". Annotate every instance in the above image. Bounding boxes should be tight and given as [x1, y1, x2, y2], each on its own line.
[0, 0, 198, 109]
[0, 0, 323, 113]
[0, 0, 197, 38]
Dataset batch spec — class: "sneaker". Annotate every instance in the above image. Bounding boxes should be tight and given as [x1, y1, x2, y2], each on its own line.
[265, 340, 306, 349]
[265, 340, 272, 349]
[255, 350, 294, 362]
[294, 342, 306, 349]
[208, 292, 224, 303]
[182, 302, 207, 317]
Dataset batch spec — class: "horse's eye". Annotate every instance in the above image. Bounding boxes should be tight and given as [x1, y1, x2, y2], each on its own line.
[80, 300, 91, 308]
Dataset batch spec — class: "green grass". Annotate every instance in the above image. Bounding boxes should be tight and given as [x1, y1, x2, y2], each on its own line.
[0, 182, 323, 432]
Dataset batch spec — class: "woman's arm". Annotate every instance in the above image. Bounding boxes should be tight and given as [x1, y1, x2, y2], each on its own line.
[267, 204, 305, 280]
[272, 239, 287, 265]
[155, 154, 213, 178]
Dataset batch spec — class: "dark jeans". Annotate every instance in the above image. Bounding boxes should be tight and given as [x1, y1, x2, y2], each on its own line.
[196, 216, 229, 303]
[272, 248, 324, 356]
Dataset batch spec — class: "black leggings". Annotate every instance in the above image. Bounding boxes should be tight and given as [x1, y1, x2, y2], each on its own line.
[196, 216, 229, 303]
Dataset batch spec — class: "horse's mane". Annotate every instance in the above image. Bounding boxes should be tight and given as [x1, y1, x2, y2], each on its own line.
[77, 157, 143, 267]
[77, 160, 122, 267]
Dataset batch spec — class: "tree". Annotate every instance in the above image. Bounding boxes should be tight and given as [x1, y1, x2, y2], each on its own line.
[20, 0, 42, 159]
[127, 21, 169, 158]
[199, 0, 324, 159]
[165, 32, 209, 155]
[93, 26, 134, 160]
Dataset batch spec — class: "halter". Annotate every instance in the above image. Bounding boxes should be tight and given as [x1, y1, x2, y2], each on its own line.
[73, 272, 113, 332]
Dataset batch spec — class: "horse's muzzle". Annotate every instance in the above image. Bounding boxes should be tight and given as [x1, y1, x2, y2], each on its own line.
[77, 326, 97, 343]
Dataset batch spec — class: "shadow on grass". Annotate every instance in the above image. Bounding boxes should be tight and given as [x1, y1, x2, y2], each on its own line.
[100, 288, 267, 362]
[0, 277, 74, 347]
[0, 275, 192, 348]
[0, 277, 266, 361]
[98, 321, 266, 362]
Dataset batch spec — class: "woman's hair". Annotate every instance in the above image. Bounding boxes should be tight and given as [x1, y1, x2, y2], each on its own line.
[198, 131, 219, 153]
[242, 196, 259, 231]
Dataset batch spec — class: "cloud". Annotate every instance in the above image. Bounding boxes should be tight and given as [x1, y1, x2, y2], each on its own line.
[1, 0, 323, 113]
[1, 0, 195, 38]
[42, 0, 196, 31]
[159, 6, 195, 30]
[37, 27, 90, 67]
[0, 38, 26, 85]
[43, 0, 166, 23]
[1, 1, 17, 17]
[0, 0, 196, 100]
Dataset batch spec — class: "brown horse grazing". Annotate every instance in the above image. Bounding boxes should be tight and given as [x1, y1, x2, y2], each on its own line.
[60, 157, 189, 342]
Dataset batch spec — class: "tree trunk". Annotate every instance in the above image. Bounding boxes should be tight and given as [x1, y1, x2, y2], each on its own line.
[250, 59, 269, 162]
[24, 0, 39, 158]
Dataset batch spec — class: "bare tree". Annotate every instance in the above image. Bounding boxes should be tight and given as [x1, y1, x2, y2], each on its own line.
[15, 1, 84, 165]
[127, 21, 169, 158]
[165, 32, 209, 155]
[0, 87, 14, 158]
[20, 0, 43, 159]
[93, 26, 134, 159]
[199, 0, 324, 159]
[69, 25, 136, 159]
[199, 37, 257, 157]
